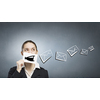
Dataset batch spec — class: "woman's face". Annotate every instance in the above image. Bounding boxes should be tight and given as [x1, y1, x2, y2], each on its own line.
[21, 42, 38, 55]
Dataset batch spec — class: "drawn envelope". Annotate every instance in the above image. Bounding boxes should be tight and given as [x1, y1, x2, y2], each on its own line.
[55, 52, 67, 61]
[88, 46, 94, 51]
[23, 52, 38, 64]
[67, 45, 79, 57]
[80, 49, 88, 56]
[39, 50, 53, 63]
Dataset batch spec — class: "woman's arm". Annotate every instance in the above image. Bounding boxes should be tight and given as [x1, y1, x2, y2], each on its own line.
[8, 67, 23, 78]
[45, 70, 49, 78]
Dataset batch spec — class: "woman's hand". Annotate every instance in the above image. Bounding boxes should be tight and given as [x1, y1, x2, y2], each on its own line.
[16, 59, 24, 73]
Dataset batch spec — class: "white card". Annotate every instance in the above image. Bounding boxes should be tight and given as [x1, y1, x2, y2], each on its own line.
[23, 52, 37, 64]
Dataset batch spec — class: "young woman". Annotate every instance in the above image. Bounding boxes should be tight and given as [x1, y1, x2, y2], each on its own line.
[8, 40, 49, 78]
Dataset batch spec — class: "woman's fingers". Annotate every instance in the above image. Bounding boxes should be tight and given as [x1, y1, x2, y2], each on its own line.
[16, 59, 24, 73]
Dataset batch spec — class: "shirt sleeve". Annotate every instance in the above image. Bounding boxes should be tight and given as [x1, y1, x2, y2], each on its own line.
[45, 70, 49, 78]
[8, 67, 23, 78]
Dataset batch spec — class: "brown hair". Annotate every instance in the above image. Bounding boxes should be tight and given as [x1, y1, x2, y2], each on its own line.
[21, 40, 38, 51]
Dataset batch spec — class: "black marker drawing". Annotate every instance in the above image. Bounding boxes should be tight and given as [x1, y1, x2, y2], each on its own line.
[25, 55, 35, 61]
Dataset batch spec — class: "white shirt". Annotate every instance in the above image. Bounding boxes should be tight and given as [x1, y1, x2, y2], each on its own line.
[24, 63, 40, 78]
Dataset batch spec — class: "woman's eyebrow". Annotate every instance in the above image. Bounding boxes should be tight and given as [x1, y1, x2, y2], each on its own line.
[31, 47, 35, 48]
[24, 48, 28, 49]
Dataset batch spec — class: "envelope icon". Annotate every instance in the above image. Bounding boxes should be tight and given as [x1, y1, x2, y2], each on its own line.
[39, 50, 53, 63]
[88, 46, 94, 51]
[56, 52, 67, 61]
[67, 45, 79, 57]
[80, 49, 88, 56]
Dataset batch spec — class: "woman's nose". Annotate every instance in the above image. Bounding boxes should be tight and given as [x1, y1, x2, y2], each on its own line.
[28, 50, 32, 53]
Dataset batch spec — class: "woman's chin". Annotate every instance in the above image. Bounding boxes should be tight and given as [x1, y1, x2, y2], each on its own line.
[24, 62, 31, 64]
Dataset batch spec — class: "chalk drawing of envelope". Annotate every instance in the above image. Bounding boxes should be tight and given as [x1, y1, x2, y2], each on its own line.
[80, 49, 88, 56]
[88, 46, 94, 51]
[55, 52, 67, 61]
[39, 49, 53, 63]
[67, 45, 79, 57]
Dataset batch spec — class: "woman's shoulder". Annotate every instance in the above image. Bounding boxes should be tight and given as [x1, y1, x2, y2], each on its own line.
[9, 66, 17, 71]
[39, 67, 49, 77]
[39, 67, 48, 72]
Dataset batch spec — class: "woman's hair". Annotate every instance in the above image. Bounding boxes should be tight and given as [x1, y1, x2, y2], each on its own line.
[21, 40, 38, 51]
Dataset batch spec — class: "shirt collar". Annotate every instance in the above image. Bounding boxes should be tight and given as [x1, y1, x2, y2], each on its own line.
[24, 62, 40, 78]
[34, 62, 40, 70]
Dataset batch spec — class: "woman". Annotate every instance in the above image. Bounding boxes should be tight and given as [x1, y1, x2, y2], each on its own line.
[8, 40, 49, 78]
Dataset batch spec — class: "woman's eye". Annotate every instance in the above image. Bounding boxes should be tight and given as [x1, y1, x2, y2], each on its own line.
[25, 49, 28, 51]
[32, 48, 35, 51]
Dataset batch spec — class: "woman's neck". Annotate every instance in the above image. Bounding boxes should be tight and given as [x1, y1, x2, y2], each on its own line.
[24, 63, 35, 71]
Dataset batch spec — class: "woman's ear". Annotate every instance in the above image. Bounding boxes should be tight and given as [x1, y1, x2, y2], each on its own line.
[21, 51, 23, 56]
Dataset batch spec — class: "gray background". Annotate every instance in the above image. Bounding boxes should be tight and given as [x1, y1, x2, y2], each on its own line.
[0, 22, 100, 78]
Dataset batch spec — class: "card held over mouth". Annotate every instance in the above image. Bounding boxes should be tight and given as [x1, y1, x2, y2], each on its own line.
[23, 52, 37, 64]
